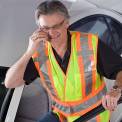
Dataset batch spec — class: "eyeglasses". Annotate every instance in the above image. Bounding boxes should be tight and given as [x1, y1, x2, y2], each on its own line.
[39, 19, 65, 32]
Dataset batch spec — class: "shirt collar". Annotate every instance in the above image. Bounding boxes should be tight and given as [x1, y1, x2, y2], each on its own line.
[67, 30, 71, 54]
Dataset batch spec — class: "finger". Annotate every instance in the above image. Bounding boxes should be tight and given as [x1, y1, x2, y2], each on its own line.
[105, 95, 111, 109]
[102, 96, 108, 109]
[33, 29, 42, 34]
[33, 29, 47, 35]
[109, 97, 116, 111]
[111, 97, 118, 110]
[32, 32, 47, 39]
[31, 35, 47, 40]
[31, 33, 48, 40]
[107, 96, 118, 111]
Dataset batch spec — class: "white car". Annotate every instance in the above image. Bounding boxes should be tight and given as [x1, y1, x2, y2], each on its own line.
[0, 0, 122, 122]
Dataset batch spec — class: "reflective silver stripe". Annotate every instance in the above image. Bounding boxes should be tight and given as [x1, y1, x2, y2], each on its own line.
[38, 45, 49, 66]
[34, 45, 57, 97]
[39, 59, 57, 97]
[33, 43, 48, 64]
[52, 86, 107, 114]
[78, 36, 94, 96]
[41, 64, 57, 97]
[32, 57, 40, 62]
[90, 117, 97, 122]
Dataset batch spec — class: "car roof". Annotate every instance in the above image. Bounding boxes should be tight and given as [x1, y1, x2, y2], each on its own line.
[0, 0, 122, 66]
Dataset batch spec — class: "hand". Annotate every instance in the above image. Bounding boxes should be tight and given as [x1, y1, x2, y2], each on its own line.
[102, 88, 121, 111]
[26, 29, 48, 55]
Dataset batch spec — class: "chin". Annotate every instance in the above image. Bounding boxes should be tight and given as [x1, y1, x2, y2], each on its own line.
[52, 34, 61, 41]
[51, 39, 58, 42]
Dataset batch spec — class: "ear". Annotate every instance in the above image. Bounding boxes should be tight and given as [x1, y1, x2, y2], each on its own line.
[65, 20, 70, 29]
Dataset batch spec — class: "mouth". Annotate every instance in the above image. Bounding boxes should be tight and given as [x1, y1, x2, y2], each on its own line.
[47, 32, 61, 40]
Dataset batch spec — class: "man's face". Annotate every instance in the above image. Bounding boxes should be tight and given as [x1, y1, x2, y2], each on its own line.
[37, 13, 69, 41]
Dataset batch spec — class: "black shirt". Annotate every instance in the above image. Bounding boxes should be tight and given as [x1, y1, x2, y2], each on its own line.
[24, 32, 122, 85]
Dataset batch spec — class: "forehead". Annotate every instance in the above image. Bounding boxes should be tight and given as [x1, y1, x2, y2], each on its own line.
[38, 13, 65, 26]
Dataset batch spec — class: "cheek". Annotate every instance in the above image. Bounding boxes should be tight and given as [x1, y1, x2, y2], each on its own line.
[64, 22, 69, 29]
[48, 30, 59, 35]
[48, 27, 67, 39]
[48, 31, 61, 39]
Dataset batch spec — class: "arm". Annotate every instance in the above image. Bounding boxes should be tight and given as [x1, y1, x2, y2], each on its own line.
[24, 58, 39, 85]
[97, 40, 122, 111]
[5, 53, 32, 88]
[115, 71, 122, 89]
[5, 30, 48, 88]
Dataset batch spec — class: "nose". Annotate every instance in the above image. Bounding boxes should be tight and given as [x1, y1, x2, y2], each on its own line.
[47, 28, 60, 39]
[48, 29, 56, 38]
[48, 28, 54, 35]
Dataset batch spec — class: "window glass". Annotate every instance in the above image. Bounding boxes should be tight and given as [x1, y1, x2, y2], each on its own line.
[70, 15, 122, 55]
[0, 67, 9, 110]
[106, 18, 122, 55]
[71, 17, 108, 36]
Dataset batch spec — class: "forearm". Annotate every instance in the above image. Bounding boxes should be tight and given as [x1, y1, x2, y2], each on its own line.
[5, 52, 32, 88]
[115, 71, 122, 89]
[102, 71, 122, 111]
[5, 29, 47, 88]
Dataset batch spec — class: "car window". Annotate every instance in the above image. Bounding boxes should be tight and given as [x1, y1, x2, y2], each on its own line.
[69, 15, 122, 55]
[0, 67, 9, 110]
[0, 83, 8, 110]
[106, 17, 122, 55]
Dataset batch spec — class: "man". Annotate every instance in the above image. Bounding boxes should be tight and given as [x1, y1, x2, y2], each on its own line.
[5, 0, 122, 122]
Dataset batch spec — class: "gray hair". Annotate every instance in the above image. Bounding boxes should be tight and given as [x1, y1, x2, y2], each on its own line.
[35, 0, 70, 22]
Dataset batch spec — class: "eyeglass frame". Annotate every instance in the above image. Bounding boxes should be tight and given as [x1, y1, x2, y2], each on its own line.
[39, 19, 65, 32]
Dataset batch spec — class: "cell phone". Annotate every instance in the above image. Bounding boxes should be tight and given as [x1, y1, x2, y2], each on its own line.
[47, 33, 52, 40]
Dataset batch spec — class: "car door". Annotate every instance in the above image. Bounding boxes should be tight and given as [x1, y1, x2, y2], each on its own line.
[69, 14, 122, 122]
[0, 66, 12, 122]
[0, 67, 8, 110]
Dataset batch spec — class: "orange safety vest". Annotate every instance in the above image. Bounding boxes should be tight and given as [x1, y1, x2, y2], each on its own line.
[32, 31, 110, 122]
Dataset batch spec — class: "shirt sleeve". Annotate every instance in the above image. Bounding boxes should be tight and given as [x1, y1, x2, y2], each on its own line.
[24, 58, 39, 85]
[97, 39, 122, 79]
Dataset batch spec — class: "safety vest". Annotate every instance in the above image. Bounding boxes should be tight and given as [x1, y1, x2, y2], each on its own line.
[32, 31, 110, 122]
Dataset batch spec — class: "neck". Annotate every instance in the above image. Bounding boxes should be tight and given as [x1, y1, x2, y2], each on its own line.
[51, 34, 68, 58]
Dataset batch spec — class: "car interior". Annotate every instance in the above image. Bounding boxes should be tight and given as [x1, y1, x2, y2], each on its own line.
[14, 79, 49, 122]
